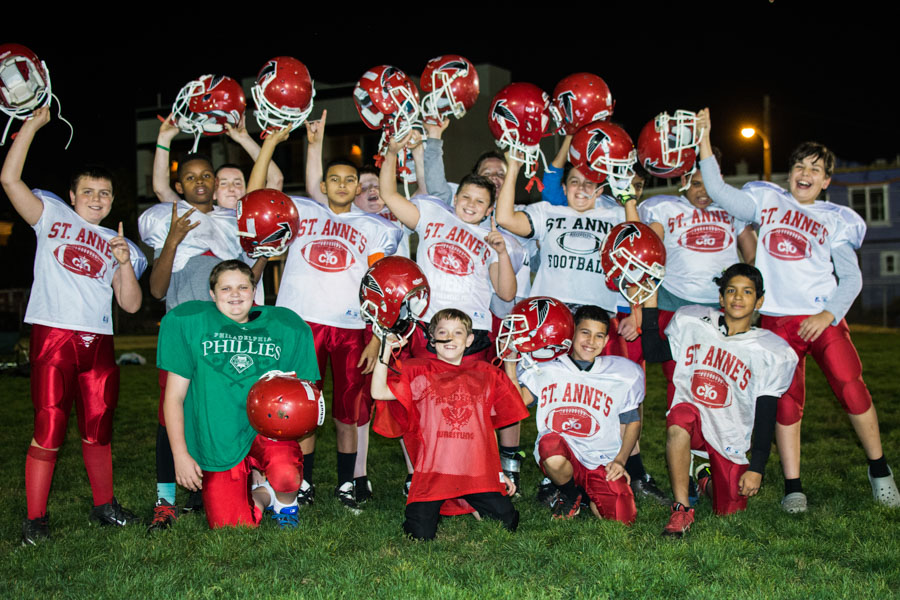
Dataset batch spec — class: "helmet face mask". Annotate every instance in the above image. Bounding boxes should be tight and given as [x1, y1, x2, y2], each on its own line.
[0, 44, 51, 119]
[359, 256, 430, 343]
[172, 75, 246, 139]
[600, 222, 666, 305]
[568, 120, 637, 187]
[637, 110, 702, 183]
[420, 54, 479, 123]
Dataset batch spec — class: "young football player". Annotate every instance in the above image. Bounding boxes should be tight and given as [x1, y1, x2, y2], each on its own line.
[371, 309, 528, 540]
[643, 264, 798, 537]
[248, 127, 401, 512]
[1, 107, 147, 544]
[422, 116, 507, 203]
[696, 109, 899, 511]
[159, 260, 319, 529]
[509, 305, 645, 523]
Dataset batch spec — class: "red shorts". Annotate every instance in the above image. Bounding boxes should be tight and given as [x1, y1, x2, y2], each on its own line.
[30, 324, 119, 448]
[202, 434, 302, 529]
[759, 315, 871, 425]
[667, 402, 748, 515]
[308, 322, 367, 425]
[537, 432, 636, 524]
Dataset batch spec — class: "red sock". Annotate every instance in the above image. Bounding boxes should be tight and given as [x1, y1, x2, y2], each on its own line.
[82, 441, 114, 507]
[25, 446, 58, 519]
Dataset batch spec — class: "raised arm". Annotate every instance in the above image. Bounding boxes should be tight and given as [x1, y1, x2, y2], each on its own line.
[248, 126, 291, 193]
[303, 111, 329, 203]
[0, 106, 50, 225]
[696, 108, 756, 223]
[378, 134, 421, 230]
[494, 157, 532, 237]
[152, 114, 182, 204]
[422, 118, 454, 204]
[370, 339, 398, 401]
[541, 135, 572, 206]
[225, 115, 283, 191]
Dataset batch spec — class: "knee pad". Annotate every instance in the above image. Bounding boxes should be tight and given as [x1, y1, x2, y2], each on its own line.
[266, 462, 301, 494]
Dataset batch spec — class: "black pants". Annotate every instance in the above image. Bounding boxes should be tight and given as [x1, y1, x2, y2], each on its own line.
[403, 492, 519, 540]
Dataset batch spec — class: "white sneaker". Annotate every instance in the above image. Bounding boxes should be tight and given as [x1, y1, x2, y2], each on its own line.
[781, 492, 807, 514]
[869, 466, 900, 508]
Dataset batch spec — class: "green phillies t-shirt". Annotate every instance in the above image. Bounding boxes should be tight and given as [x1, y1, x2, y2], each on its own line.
[158, 301, 319, 471]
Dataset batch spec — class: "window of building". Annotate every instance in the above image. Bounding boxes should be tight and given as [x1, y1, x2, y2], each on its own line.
[881, 251, 900, 276]
[848, 185, 889, 225]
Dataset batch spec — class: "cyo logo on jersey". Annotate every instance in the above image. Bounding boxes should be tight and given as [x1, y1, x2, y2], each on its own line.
[762, 228, 811, 261]
[299, 239, 355, 272]
[690, 370, 730, 408]
[546, 406, 601, 438]
[428, 242, 474, 276]
[53, 244, 108, 279]
[678, 225, 731, 252]
[556, 231, 602, 255]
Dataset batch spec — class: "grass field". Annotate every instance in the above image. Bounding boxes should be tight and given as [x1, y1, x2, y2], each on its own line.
[1, 329, 899, 599]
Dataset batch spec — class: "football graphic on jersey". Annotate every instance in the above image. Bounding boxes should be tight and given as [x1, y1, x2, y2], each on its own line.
[556, 230, 602, 255]
[427, 242, 474, 276]
[690, 369, 730, 408]
[677, 225, 732, 252]
[546, 406, 600, 438]
[762, 228, 812, 261]
[53, 244, 107, 279]
[299, 239, 355, 272]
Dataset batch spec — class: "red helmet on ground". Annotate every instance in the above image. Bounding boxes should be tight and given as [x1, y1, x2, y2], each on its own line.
[637, 110, 702, 179]
[488, 82, 550, 178]
[600, 222, 666, 304]
[360, 256, 430, 341]
[420, 54, 479, 123]
[353, 65, 420, 141]
[251, 56, 315, 136]
[496, 296, 574, 368]
[172, 75, 246, 142]
[247, 371, 324, 441]
[550, 73, 614, 135]
[568, 120, 637, 186]
[237, 189, 300, 258]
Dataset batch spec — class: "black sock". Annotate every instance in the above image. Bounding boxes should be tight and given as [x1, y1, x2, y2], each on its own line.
[303, 452, 315, 484]
[625, 454, 647, 481]
[337, 452, 357, 485]
[784, 478, 803, 495]
[557, 479, 580, 502]
[868, 455, 890, 478]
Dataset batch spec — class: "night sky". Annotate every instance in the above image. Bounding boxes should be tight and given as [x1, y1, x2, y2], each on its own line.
[1, 7, 896, 285]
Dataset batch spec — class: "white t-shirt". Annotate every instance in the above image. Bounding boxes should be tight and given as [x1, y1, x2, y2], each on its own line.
[276, 196, 401, 329]
[639, 195, 748, 304]
[666, 305, 798, 464]
[412, 195, 521, 331]
[524, 201, 626, 311]
[26, 190, 147, 335]
[740, 181, 866, 317]
[138, 201, 242, 272]
[519, 354, 644, 470]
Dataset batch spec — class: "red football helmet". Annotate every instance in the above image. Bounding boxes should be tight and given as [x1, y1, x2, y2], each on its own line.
[353, 65, 420, 141]
[550, 73, 614, 135]
[0, 43, 53, 146]
[420, 54, 479, 123]
[637, 110, 702, 180]
[568, 120, 637, 187]
[360, 256, 430, 341]
[600, 222, 666, 304]
[172, 75, 246, 151]
[488, 82, 551, 178]
[247, 371, 325, 441]
[496, 297, 574, 368]
[237, 189, 300, 258]
[251, 56, 315, 137]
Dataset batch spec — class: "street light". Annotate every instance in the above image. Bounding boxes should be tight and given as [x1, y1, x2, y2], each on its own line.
[740, 126, 771, 181]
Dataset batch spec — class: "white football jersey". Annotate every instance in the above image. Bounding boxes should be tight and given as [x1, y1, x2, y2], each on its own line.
[639, 195, 748, 303]
[26, 191, 147, 335]
[524, 201, 626, 311]
[412, 195, 521, 331]
[138, 201, 242, 272]
[666, 305, 798, 464]
[276, 197, 401, 329]
[741, 182, 866, 316]
[519, 355, 644, 470]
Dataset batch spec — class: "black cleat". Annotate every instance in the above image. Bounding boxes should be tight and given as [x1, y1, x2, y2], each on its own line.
[182, 490, 204, 514]
[335, 482, 362, 515]
[22, 515, 50, 546]
[297, 480, 315, 506]
[631, 473, 670, 506]
[90, 497, 140, 527]
[147, 499, 177, 533]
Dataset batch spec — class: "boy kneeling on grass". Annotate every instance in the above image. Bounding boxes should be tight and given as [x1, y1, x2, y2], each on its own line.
[643, 264, 798, 538]
[371, 308, 528, 540]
